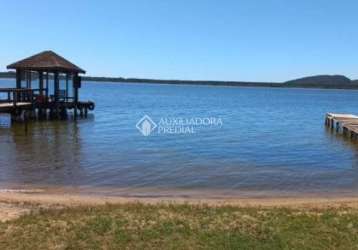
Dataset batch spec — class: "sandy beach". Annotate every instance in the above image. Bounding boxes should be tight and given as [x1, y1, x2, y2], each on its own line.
[2, 189, 358, 222]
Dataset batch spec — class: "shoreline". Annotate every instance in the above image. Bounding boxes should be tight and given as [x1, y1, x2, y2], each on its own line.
[2, 194, 358, 249]
[2, 183, 358, 201]
[2, 191, 358, 207]
[1, 188, 358, 221]
[3, 192, 358, 206]
[2, 76, 358, 90]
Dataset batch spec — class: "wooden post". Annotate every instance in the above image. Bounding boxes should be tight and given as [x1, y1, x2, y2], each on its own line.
[24, 110, 28, 134]
[26, 71, 32, 89]
[15, 70, 21, 102]
[54, 72, 59, 103]
[13, 90, 17, 108]
[66, 73, 69, 101]
[46, 72, 49, 98]
[73, 73, 79, 119]
[26, 71, 28, 88]
[54, 72, 60, 119]
[39, 71, 44, 95]
[37, 71, 43, 118]
[16, 70, 21, 88]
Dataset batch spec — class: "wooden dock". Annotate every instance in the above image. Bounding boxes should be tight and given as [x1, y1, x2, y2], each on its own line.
[0, 102, 32, 109]
[0, 51, 95, 124]
[325, 113, 358, 139]
[0, 88, 94, 122]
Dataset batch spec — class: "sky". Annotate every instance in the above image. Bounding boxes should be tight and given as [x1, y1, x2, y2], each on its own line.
[0, 0, 357, 82]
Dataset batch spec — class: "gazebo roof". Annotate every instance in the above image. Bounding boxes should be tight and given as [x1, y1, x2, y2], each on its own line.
[7, 50, 86, 74]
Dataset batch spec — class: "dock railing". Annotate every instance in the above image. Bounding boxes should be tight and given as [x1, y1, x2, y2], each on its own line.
[0, 88, 36, 107]
[0, 87, 94, 119]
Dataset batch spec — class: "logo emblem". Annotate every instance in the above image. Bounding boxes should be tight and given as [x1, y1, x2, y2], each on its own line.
[136, 115, 157, 136]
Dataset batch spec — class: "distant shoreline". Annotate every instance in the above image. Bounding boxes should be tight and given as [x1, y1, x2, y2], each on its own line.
[1, 71, 358, 90]
[84, 78, 358, 90]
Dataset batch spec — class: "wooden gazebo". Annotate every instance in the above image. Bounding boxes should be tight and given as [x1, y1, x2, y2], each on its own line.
[0, 50, 94, 120]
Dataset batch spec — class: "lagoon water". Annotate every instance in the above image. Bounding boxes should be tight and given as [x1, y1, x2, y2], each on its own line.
[1, 79, 358, 197]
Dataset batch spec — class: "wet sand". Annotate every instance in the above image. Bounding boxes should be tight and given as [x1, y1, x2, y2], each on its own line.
[1, 189, 358, 221]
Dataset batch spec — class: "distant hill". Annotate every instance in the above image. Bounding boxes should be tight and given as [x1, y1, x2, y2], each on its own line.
[1, 71, 358, 89]
[284, 75, 358, 89]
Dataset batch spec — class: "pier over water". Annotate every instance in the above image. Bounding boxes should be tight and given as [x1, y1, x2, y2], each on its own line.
[325, 113, 358, 140]
[0, 51, 95, 122]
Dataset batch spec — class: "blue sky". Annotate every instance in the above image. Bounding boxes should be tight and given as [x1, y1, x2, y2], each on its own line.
[0, 0, 357, 82]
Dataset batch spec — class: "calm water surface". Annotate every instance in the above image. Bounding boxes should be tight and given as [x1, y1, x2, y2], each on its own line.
[1, 79, 358, 197]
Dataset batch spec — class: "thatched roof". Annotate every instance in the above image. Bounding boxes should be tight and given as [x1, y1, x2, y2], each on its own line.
[7, 51, 86, 74]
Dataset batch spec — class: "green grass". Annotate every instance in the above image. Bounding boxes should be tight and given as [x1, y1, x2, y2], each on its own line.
[1, 203, 358, 249]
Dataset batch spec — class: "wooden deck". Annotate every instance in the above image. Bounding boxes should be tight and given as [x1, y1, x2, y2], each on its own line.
[325, 113, 358, 139]
[0, 88, 95, 122]
[0, 102, 32, 108]
[0, 102, 32, 113]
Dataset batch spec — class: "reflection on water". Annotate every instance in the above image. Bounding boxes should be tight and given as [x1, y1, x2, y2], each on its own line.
[2, 78, 358, 197]
[0, 120, 82, 186]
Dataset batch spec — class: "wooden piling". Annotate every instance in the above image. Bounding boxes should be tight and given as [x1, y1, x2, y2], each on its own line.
[325, 113, 358, 141]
